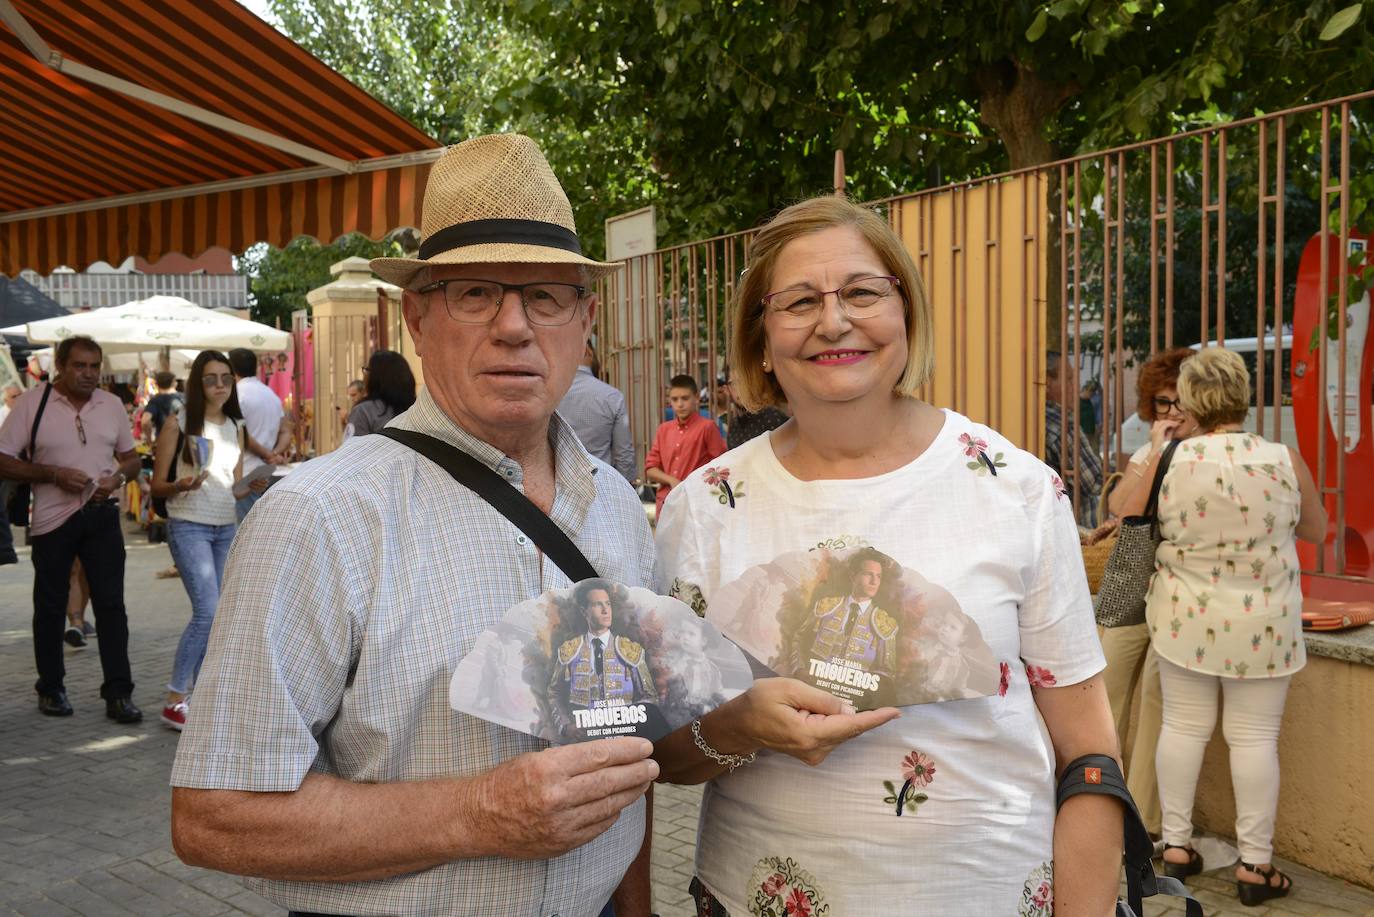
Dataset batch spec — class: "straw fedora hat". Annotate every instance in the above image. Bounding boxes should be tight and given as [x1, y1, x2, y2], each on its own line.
[370, 133, 622, 289]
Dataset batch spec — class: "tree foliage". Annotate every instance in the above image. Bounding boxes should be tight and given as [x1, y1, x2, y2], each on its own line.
[239, 233, 401, 328]
[250, 0, 1374, 336]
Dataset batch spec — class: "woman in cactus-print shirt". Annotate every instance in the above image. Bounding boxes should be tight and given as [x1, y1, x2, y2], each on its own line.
[651, 196, 1118, 916]
[1124, 346, 1326, 903]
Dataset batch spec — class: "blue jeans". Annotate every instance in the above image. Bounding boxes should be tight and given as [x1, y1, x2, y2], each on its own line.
[166, 518, 235, 694]
[235, 489, 262, 523]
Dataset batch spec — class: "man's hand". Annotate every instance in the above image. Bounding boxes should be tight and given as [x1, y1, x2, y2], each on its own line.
[266, 451, 289, 465]
[90, 473, 124, 502]
[467, 737, 657, 860]
[718, 678, 900, 766]
[53, 467, 92, 494]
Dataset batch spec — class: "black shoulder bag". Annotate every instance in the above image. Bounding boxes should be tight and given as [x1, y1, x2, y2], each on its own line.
[7, 383, 54, 528]
[375, 427, 599, 581]
[1093, 439, 1180, 627]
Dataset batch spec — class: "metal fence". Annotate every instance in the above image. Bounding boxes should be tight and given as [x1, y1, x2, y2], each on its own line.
[596, 88, 1374, 589]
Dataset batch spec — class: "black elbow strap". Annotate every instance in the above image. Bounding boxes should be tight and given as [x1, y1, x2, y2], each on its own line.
[1056, 754, 1202, 917]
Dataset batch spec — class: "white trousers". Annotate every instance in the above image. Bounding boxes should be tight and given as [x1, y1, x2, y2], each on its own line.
[1155, 658, 1291, 864]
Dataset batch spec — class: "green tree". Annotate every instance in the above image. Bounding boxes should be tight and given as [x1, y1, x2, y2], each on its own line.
[240, 233, 401, 328]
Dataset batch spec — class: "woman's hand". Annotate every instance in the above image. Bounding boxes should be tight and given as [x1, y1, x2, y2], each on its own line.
[174, 475, 204, 493]
[1148, 417, 1184, 453]
[715, 678, 900, 767]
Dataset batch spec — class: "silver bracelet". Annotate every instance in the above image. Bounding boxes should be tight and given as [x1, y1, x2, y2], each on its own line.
[691, 719, 756, 772]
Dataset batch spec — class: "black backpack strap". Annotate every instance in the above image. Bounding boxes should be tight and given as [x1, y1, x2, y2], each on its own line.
[21, 383, 53, 462]
[376, 427, 599, 582]
[1058, 754, 1202, 917]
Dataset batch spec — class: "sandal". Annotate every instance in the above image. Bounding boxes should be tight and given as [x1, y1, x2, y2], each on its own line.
[1236, 861, 1292, 906]
[1161, 843, 1203, 880]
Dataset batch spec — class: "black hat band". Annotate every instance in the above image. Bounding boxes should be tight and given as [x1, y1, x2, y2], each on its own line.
[418, 218, 583, 260]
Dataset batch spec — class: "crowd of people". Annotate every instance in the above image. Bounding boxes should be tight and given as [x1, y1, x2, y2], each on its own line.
[0, 340, 302, 728]
[0, 131, 1332, 916]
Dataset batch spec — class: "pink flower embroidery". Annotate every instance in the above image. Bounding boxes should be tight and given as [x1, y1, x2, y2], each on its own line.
[761, 873, 786, 897]
[901, 750, 937, 788]
[959, 431, 989, 458]
[1032, 879, 1052, 909]
[1025, 664, 1057, 688]
[702, 466, 730, 486]
[785, 887, 813, 916]
[998, 661, 1011, 697]
[1050, 472, 1069, 501]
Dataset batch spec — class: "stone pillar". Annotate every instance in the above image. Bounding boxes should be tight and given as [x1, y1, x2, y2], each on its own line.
[305, 256, 419, 455]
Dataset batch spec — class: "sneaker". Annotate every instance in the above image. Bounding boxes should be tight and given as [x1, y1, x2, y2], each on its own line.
[160, 701, 188, 731]
[82, 620, 97, 639]
[63, 624, 87, 648]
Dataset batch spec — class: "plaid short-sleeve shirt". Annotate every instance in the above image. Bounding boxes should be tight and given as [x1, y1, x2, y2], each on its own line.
[171, 387, 655, 917]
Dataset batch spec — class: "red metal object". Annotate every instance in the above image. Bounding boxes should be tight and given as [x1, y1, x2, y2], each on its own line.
[1292, 230, 1373, 593]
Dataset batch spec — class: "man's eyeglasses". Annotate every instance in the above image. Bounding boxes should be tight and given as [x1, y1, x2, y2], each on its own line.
[202, 373, 235, 389]
[1153, 396, 1184, 415]
[416, 279, 588, 326]
[74, 414, 86, 445]
[762, 276, 902, 328]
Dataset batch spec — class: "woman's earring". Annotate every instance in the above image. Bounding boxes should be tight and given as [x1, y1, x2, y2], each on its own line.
[761, 360, 770, 371]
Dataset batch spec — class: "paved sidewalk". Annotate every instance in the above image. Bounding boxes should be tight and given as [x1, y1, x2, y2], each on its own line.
[2, 520, 1372, 916]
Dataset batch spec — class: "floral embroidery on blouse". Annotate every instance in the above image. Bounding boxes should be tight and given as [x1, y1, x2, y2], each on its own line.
[883, 750, 936, 816]
[1024, 664, 1057, 688]
[960, 431, 1007, 476]
[748, 857, 829, 917]
[1050, 471, 1069, 501]
[670, 578, 708, 618]
[702, 465, 745, 507]
[998, 661, 1012, 697]
[1017, 861, 1054, 916]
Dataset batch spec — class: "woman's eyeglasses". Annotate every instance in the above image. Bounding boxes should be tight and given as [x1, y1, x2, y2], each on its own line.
[1153, 396, 1184, 415]
[202, 373, 235, 389]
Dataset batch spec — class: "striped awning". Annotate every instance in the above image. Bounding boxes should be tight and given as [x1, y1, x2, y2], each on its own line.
[0, 0, 442, 276]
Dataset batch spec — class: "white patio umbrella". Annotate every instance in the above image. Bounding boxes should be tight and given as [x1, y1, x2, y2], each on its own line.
[28, 346, 200, 377]
[0, 295, 289, 352]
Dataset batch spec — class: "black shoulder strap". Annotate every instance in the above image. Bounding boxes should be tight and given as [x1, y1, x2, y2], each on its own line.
[21, 383, 53, 462]
[1143, 438, 1182, 527]
[1059, 754, 1202, 917]
[376, 427, 599, 582]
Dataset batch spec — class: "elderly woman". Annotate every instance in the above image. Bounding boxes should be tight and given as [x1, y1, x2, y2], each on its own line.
[1121, 346, 1325, 905]
[653, 196, 1121, 916]
[1099, 346, 1197, 838]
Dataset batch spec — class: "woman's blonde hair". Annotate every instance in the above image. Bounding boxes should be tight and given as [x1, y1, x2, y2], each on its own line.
[728, 196, 934, 411]
[1177, 346, 1251, 429]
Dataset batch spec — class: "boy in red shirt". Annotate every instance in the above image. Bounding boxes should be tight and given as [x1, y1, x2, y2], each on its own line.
[645, 374, 726, 514]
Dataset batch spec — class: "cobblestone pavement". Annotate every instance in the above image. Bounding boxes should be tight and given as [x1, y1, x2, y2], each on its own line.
[2, 521, 1372, 916]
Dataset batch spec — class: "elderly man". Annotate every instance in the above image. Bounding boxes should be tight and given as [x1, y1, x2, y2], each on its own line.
[0, 337, 142, 721]
[170, 135, 658, 917]
[1045, 351, 1103, 528]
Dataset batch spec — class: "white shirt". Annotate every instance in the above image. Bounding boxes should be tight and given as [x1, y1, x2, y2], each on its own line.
[166, 411, 241, 526]
[655, 410, 1104, 915]
[235, 376, 283, 474]
[1118, 411, 1152, 461]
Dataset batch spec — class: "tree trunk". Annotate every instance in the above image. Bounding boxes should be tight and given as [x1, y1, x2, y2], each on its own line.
[975, 58, 1080, 363]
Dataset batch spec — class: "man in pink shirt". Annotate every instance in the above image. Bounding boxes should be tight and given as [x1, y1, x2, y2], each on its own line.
[645, 373, 727, 515]
[0, 336, 142, 722]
